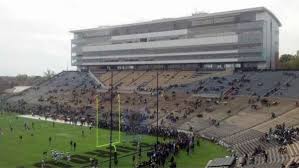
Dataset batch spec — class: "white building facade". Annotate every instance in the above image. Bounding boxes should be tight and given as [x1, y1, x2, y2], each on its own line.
[71, 7, 281, 71]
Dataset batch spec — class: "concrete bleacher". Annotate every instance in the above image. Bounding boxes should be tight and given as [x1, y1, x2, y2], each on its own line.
[196, 73, 243, 96]
[252, 107, 299, 133]
[237, 71, 296, 97]
[224, 97, 296, 130]
[178, 71, 299, 98]
[286, 156, 299, 168]
[158, 71, 178, 87]
[222, 104, 299, 157]
[167, 71, 194, 85]
[135, 70, 206, 90]
[119, 71, 145, 87]
[97, 70, 157, 89]
[162, 71, 180, 85]
[96, 70, 233, 92]
[195, 96, 299, 168]
[223, 129, 264, 146]
[241, 145, 290, 168]
[287, 141, 299, 157]
[199, 123, 244, 140]
[233, 136, 278, 156]
[113, 71, 132, 85]
[179, 117, 212, 132]
[7, 71, 99, 105]
[200, 96, 249, 121]
[143, 71, 163, 89]
[273, 75, 299, 98]
[98, 71, 116, 84]
[243, 163, 284, 168]
[133, 71, 156, 88]
[102, 71, 124, 86]
[225, 110, 270, 129]
[200, 97, 296, 145]
[96, 70, 299, 99]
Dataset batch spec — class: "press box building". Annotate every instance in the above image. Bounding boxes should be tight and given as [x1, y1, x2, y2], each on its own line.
[70, 7, 281, 71]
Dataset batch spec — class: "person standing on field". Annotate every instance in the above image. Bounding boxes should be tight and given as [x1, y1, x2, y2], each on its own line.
[48, 136, 52, 145]
[73, 142, 77, 151]
[70, 140, 73, 150]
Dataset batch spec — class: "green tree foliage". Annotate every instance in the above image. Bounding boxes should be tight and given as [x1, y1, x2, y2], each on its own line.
[16, 74, 28, 81]
[280, 54, 293, 65]
[279, 54, 299, 69]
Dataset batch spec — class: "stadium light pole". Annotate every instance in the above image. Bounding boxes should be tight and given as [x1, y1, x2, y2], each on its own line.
[156, 71, 159, 144]
[109, 71, 113, 168]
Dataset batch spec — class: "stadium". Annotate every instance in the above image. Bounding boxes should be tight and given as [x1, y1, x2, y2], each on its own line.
[1, 6, 299, 168]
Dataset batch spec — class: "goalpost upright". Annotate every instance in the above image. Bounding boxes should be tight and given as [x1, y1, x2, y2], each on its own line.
[95, 94, 121, 148]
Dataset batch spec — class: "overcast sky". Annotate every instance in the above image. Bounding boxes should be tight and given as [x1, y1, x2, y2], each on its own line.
[0, 0, 298, 76]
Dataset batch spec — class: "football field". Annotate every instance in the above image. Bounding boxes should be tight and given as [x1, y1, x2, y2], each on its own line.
[0, 112, 229, 168]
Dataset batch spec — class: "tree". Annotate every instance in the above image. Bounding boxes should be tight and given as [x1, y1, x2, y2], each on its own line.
[43, 69, 55, 80]
[279, 54, 299, 69]
[16, 74, 28, 81]
[279, 54, 293, 65]
[288, 57, 299, 69]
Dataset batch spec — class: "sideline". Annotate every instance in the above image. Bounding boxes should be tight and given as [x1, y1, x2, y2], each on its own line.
[18, 114, 92, 127]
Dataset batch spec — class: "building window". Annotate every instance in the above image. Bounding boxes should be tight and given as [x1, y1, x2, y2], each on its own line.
[140, 38, 147, 42]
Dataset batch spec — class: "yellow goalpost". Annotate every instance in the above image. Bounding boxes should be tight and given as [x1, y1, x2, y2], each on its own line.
[95, 94, 121, 148]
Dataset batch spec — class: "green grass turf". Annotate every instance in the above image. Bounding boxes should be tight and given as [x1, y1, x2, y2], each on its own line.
[0, 112, 230, 168]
